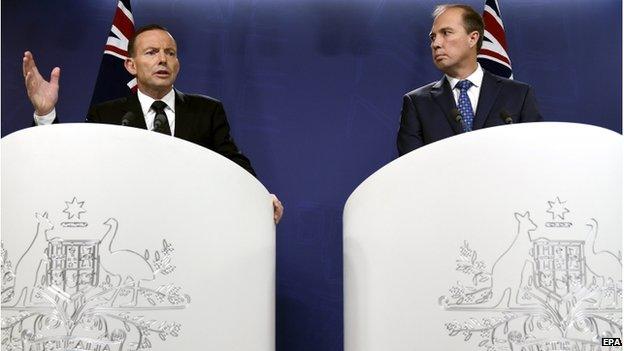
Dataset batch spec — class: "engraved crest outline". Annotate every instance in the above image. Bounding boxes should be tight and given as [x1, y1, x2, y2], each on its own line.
[1, 198, 191, 351]
[439, 197, 622, 351]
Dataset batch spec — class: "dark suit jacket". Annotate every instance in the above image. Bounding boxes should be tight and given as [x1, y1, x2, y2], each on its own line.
[86, 90, 256, 176]
[397, 71, 542, 155]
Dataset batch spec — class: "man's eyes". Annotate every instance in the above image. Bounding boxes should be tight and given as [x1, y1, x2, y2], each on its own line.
[430, 30, 453, 41]
[143, 49, 176, 56]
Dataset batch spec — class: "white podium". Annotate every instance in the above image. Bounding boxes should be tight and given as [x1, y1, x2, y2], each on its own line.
[344, 123, 622, 350]
[1, 124, 275, 351]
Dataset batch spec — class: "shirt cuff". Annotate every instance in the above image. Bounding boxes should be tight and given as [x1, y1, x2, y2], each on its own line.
[34, 109, 56, 125]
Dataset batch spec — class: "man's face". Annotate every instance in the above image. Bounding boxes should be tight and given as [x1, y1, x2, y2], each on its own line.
[125, 29, 180, 98]
[429, 8, 478, 76]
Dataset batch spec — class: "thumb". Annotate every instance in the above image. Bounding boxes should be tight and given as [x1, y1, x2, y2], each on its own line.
[50, 67, 61, 86]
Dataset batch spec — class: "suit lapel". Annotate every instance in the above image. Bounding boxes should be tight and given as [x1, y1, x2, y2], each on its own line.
[473, 71, 502, 130]
[431, 77, 462, 135]
[173, 90, 192, 139]
[124, 94, 147, 130]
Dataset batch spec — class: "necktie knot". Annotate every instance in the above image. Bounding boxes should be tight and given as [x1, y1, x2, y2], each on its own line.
[151, 100, 167, 113]
[457, 80, 472, 92]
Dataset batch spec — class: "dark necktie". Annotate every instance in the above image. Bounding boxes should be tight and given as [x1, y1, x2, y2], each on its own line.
[456, 80, 474, 132]
[151, 100, 171, 135]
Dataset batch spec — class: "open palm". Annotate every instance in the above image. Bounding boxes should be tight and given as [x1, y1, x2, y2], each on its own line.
[23, 51, 60, 115]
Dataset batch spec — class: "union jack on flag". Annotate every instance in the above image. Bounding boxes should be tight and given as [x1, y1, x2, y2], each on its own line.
[89, 0, 136, 107]
[478, 0, 513, 79]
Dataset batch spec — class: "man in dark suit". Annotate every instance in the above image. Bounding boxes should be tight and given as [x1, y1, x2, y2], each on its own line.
[397, 4, 542, 155]
[23, 24, 283, 223]
[86, 90, 255, 176]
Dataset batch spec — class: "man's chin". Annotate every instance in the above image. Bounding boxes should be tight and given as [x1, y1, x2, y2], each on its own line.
[138, 83, 174, 96]
[149, 81, 175, 90]
[433, 61, 448, 71]
[153, 78, 174, 85]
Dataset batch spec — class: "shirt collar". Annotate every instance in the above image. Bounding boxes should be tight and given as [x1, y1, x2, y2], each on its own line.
[137, 88, 176, 116]
[446, 63, 484, 90]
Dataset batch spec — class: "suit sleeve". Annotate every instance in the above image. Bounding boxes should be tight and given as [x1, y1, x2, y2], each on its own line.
[519, 86, 543, 123]
[397, 94, 424, 156]
[209, 102, 257, 177]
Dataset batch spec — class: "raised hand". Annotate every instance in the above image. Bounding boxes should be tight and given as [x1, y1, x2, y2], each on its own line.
[23, 51, 60, 116]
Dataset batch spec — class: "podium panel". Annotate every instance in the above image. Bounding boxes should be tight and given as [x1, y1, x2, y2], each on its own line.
[344, 123, 622, 350]
[1, 124, 274, 351]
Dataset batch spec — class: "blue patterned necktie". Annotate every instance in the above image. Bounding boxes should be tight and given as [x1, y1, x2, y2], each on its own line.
[456, 80, 474, 132]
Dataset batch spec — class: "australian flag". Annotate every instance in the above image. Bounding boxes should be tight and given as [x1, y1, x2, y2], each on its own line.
[477, 0, 513, 79]
[89, 0, 136, 107]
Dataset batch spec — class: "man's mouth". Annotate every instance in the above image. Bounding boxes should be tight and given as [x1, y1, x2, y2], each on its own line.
[154, 70, 170, 77]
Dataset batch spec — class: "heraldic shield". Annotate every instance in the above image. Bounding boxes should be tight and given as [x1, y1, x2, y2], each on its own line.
[1, 124, 275, 351]
[532, 238, 586, 298]
[344, 123, 622, 351]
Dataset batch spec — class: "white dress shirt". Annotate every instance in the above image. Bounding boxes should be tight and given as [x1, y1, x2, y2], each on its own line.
[34, 88, 177, 135]
[137, 88, 176, 135]
[445, 64, 484, 114]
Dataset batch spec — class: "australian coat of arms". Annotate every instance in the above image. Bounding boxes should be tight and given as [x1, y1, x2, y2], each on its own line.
[439, 197, 622, 351]
[1, 198, 191, 351]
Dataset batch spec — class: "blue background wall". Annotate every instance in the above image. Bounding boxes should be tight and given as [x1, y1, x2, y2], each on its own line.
[2, 1, 621, 350]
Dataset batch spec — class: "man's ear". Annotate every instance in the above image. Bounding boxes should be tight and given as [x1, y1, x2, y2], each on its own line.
[124, 58, 137, 75]
[469, 31, 480, 48]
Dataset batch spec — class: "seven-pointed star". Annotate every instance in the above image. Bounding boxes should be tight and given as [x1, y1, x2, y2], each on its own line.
[546, 197, 569, 220]
[63, 197, 86, 219]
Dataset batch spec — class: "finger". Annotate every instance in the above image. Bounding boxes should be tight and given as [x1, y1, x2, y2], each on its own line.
[22, 52, 34, 77]
[50, 67, 61, 86]
[25, 70, 40, 87]
[23, 60, 41, 82]
[25, 71, 31, 86]
[269, 194, 283, 224]
[273, 201, 284, 224]
[271, 197, 281, 210]
[277, 206, 284, 221]
[25, 72, 36, 91]
[28, 53, 43, 77]
[274, 211, 281, 224]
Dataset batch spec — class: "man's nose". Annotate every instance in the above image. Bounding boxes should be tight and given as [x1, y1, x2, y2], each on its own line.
[431, 37, 442, 49]
[157, 51, 167, 63]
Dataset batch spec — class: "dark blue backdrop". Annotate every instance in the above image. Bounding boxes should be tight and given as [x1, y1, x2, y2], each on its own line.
[2, 1, 621, 350]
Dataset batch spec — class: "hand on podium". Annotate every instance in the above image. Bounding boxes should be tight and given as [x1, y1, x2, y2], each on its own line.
[23, 51, 60, 116]
[271, 194, 284, 224]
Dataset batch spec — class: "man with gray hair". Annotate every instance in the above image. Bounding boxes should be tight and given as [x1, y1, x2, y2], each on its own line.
[397, 4, 542, 154]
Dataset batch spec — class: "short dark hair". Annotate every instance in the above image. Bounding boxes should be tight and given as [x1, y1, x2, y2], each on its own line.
[433, 4, 484, 51]
[127, 24, 172, 57]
